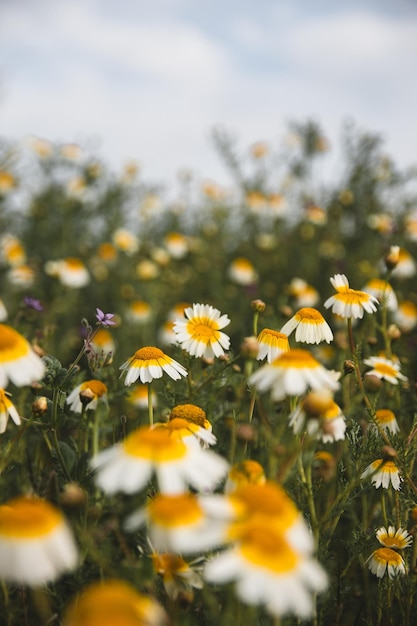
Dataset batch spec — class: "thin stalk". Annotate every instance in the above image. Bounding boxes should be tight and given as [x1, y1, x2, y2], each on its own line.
[147, 383, 154, 426]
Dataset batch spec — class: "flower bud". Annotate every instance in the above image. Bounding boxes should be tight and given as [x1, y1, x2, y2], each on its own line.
[251, 299, 266, 313]
[384, 245, 400, 270]
[240, 336, 259, 359]
[32, 396, 48, 417]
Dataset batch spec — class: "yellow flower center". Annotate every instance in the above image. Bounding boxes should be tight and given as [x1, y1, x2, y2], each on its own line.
[123, 427, 187, 462]
[0, 324, 29, 360]
[133, 346, 165, 361]
[0, 497, 63, 538]
[232, 483, 299, 525]
[81, 380, 108, 397]
[258, 329, 288, 342]
[295, 308, 323, 321]
[373, 363, 398, 378]
[239, 524, 299, 573]
[148, 494, 203, 527]
[272, 349, 319, 369]
[373, 547, 403, 566]
[169, 403, 207, 427]
[64, 257, 85, 270]
[64, 580, 157, 626]
[335, 288, 370, 303]
[375, 409, 396, 424]
[228, 460, 265, 486]
[152, 553, 188, 576]
[187, 318, 219, 340]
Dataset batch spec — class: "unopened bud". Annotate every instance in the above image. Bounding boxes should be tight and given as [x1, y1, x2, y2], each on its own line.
[251, 299, 266, 313]
[241, 336, 259, 359]
[364, 374, 382, 392]
[79, 388, 95, 406]
[32, 396, 48, 417]
[387, 324, 401, 340]
[381, 445, 397, 459]
[59, 482, 87, 508]
[384, 245, 400, 270]
[302, 390, 333, 417]
[343, 360, 355, 374]
[236, 423, 257, 442]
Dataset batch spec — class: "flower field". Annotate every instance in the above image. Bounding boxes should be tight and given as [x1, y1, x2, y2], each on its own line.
[0, 121, 417, 625]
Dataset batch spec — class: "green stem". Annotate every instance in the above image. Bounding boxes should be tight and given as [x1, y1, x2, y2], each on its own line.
[50, 387, 71, 482]
[147, 383, 154, 426]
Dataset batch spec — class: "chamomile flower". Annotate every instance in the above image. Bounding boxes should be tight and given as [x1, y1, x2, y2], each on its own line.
[367, 548, 405, 579]
[164, 232, 189, 259]
[225, 460, 266, 493]
[0, 324, 45, 387]
[7, 265, 35, 288]
[228, 257, 258, 286]
[152, 551, 204, 600]
[125, 492, 228, 554]
[60, 258, 91, 287]
[91, 425, 228, 495]
[280, 308, 333, 344]
[169, 403, 213, 448]
[89, 328, 115, 358]
[66, 380, 108, 413]
[362, 278, 398, 311]
[127, 384, 158, 409]
[363, 356, 408, 385]
[256, 329, 289, 363]
[249, 349, 340, 401]
[204, 532, 328, 620]
[0, 389, 21, 433]
[324, 274, 378, 319]
[361, 459, 402, 490]
[112, 228, 139, 255]
[289, 391, 346, 443]
[63, 579, 167, 626]
[288, 278, 319, 308]
[391, 248, 416, 279]
[126, 300, 152, 324]
[375, 409, 399, 434]
[120, 346, 187, 385]
[394, 300, 417, 333]
[376, 526, 413, 550]
[156, 418, 217, 449]
[0, 496, 78, 585]
[173, 303, 231, 359]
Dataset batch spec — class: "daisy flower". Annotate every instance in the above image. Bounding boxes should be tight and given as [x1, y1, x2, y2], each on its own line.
[7, 265, 35, 288]
[393, 300, 417, 333]
[204, 533, 328, 620]
[152, 551, 204, 600]
[156, 417, 217, 449]
[89, 328, 115, 358]
[374, 409, 399, 434]
[48, 258, 90, 288]
[127, 384, 158, 409]
[361, 459, 402, 490]
[288, 278, 319, 308]
[112, 228, 139, 255]
[66, 379, 108, 413]
[249, 349, 340, 401]
[0, 389, 21, 433]
[119, 346, 187, 385]
[289, 392, 346, 443]
[256, 329, 289, 363]
[324, 274, 378, 319]
[0, 324, 45, 387]
[225, 460, 266, 493]
[362, 278, 398, 311]
[169, 403, 213, 448]
[391, 247, 416, 279]
[376, 526, 413, 550]
[0, 496, 78, 585]
[164, 232, 189, 259]
[228, 257, 258, 286]
[363, 355, 408, 385]
[90, 425, 228, 495]
[125, 492, 228, 554]
[173, 303, 231, 359]
[280, 308, 333, 344]
[0, 235, 26, 266]
[367, 547, 405, 579]
[63, 579, 167, 626]
[126, 300, 152, 324]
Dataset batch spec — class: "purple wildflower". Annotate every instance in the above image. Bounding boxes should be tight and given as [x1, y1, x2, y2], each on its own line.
[24, 296, 44, 312]
[96, 308, 116, 327]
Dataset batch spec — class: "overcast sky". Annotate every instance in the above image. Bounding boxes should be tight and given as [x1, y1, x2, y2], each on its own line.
[1, 0, 416, 187]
